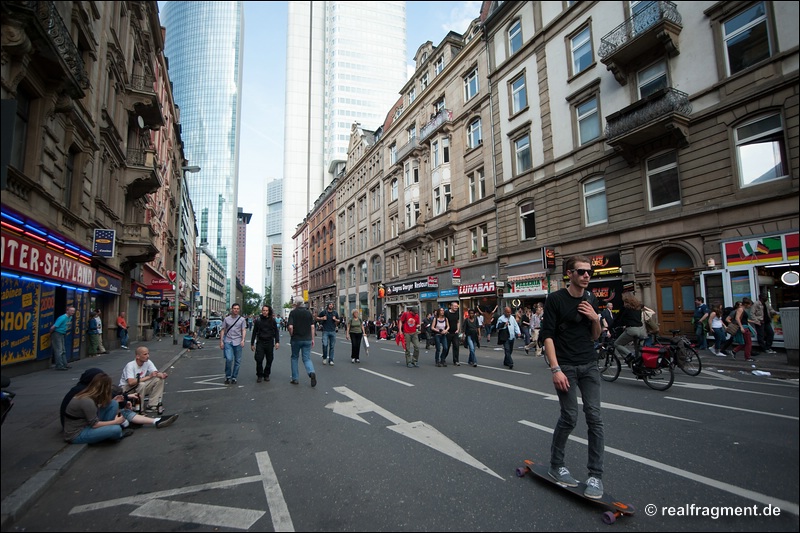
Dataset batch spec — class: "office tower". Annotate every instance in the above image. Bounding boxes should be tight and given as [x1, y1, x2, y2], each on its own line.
[281, 0, 407, 305]
[161, 1, 244, 307]
[265, 179, 283, 306]
[236, 207, 251, 286]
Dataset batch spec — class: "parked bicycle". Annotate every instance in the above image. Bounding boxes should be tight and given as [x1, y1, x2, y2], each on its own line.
[654, 329, 702, 376]
[596, 328, 675, 391]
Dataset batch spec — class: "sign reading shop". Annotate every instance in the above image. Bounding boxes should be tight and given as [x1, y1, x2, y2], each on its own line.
[385, 276, 439, 296]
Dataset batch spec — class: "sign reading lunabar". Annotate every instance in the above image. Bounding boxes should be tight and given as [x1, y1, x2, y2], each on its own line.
[1, 231, 95, 288]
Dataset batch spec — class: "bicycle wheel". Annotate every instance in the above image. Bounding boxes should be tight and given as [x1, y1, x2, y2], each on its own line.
[597, 346, 621, 382]
[643, 364, 674, 391]
[678, 345, 702, 376]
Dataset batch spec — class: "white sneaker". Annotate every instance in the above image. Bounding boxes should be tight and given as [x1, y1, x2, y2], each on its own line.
[708, 347, 717, 355]
[329, 361, 334, 366]
[322, 359, 328, 365]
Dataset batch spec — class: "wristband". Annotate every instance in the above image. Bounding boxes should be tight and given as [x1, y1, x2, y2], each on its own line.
[551, 366, 562, 374]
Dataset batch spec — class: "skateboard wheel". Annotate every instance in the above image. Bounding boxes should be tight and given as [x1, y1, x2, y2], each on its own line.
[515, 467, 529, 477]
[602, 511, 616, 524]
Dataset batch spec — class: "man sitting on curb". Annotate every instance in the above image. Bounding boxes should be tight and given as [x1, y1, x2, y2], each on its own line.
[119, 346, 169, 415]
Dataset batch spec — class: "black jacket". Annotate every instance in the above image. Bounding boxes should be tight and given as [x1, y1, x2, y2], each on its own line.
[251, 315, 280, 347]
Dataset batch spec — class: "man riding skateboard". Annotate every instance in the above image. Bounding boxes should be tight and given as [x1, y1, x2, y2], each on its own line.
[540, 255, 605, 499]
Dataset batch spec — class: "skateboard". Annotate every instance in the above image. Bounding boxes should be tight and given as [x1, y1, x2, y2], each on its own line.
[516, 459, 635, 524]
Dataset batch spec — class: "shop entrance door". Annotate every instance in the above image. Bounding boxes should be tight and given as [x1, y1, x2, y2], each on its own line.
[655, 271, 695, 335]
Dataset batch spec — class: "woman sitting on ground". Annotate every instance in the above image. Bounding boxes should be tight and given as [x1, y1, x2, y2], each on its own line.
[63, 373, 178, 444]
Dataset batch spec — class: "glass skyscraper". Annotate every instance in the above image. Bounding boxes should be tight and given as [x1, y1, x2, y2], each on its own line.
[282, 1, 407, 304]
[161, 1, 244, 307]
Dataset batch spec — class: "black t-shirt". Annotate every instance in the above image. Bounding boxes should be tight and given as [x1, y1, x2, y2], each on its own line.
[444, 309, 460, 334]
[540, 288, 599, 365]
[288, 307, 314, 341]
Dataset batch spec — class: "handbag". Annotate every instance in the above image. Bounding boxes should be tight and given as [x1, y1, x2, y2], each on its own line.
[725, 321, 740, 336]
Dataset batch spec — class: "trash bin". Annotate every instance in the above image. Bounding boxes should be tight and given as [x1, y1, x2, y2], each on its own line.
[781, 307, 799, 366]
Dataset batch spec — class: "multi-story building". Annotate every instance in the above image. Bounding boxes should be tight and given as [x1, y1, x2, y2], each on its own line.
[197, 245, 226, 318]
[291, 221, 310, 307]
[281, 1, 407, 308]
[161, 1, 244, 309]
[483, 1, 798, 338]
[236, 207, 252, 287]
[307, 175, 339, 313]
[265, 178, 283, 306]
[1, 1, 189, 371]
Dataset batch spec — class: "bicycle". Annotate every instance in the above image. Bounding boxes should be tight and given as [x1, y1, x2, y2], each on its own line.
[596, 328, 674, 391]
[654, 329, 702, 376]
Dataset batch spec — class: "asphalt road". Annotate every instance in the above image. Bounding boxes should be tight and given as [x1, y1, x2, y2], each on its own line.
[9, 333, 800, 531]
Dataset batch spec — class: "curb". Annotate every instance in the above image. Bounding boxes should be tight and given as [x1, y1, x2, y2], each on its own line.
[0, 349, 188, 531]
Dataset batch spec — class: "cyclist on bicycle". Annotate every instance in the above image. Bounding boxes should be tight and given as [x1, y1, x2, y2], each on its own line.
[614, 293, 648, 365]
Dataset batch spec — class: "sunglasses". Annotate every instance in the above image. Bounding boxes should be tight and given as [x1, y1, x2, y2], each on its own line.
[571, 269, 593, 277]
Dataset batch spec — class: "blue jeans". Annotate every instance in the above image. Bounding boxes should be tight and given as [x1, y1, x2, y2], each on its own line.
[224, 342, 243, 380]
[51, 332, 68, 369]
[466, 336, 477, 365]
[694, 322, 708, 349]
[321, 330, 337, 361]
[70, 402, 122, 444]
[551, 361, 604, 478]
[290, 339, 314, 381]
[434, 334, 448, 363]
[503, 338, 515, 367]
[119, 328, 129, 347]
[712, 327, 726, 351]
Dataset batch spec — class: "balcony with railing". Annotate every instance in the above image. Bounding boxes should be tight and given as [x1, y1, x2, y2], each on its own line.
[599, 1, 682, 85]
[119, 223, 158, 266]
[396, 137, 421, 163]
[124, 148, 162, 200]
[125, 72, 165, 128]
[420, 109, 454, 142]
[605, 87, 692, 164]
[5, 1, 90, 98]
[397, 221, 427, 250]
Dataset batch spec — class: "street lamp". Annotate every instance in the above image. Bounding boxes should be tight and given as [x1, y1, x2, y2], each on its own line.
[174, 165, 201, 345]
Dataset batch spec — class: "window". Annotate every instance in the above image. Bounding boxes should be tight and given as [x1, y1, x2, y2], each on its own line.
[723, 2, 771, 76]
[360, 261, 368, 283]
[468, 168, 486, 203]
[471, 228, 479, 253]
[410, 248, 419, 272]
[464, 68, 479, 101]
[350, 265, 356, 286]
[511, 74, 527, 114]
[520, 202, 536, 240]
[442, 138, 450, 163]
[468, 118, 482, 148]
[391, 255, 399, 277]
[514, 134, 532, 174]
[11, 88, 30, 170]
[571, 26, 593, 76]
[390, 178, 398, 201]
[405, 202, 419, 227]
[434, 55, 445, 76]
[434, 98, 446, 114]
[577, 97, 600, 145]
[420, 73, 429, 91]
[408, 87, 416, 104]
[371, 185, 381, 210]
[339, 268, 346, 288]
[432, 140, 439, 168]
[390, 215, 399, 238]
[637, 61, 668, 99]
[509, 20, 522, 55]
[735, 113, 787, 187]
[433, 184, 451, 216]
[583, 177, 608, 226]
[371, 256, 382, 281]
[407, 125, 416, 141]
[480, 224, 489, 251]
[390, 143, 397, 165]
[404, 162, 412, 188]
[647, 151, 681, 209]
[412, 162, 419, 184]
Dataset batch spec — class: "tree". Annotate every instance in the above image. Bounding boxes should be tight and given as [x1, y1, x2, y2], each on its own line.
[261, 284, 272, 308]
[241, 285, 262, 317]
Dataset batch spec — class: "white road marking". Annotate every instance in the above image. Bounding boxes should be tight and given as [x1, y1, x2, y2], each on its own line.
[358, 368, 414, 387]
[70, 451, 295, 530]
[326, 387, 503, 480]
[256, 451, 294, 532]
[664, 396, 799, 420]
[455, 374, 697, 422]
[519, 420, 799, 516]
[175, 374, 227, 393]
[130, 499, 264, 530]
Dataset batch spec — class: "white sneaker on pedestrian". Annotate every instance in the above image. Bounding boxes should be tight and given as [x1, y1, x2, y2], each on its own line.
[708, 347, 717, 355]
[329, 361, 334, 366]
[322, 359, 328, 365]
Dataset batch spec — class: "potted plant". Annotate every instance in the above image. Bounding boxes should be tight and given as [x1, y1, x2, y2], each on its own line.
[480, 246, 488, 255]
[450, 255, 455, 262]
[472, 249, 478, 257]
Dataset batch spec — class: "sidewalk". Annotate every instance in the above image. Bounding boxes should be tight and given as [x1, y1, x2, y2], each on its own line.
[693, 347, 799, 380]
[0, 340, 186, 530]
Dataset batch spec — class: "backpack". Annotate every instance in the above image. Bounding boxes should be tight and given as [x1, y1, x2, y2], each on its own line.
[641, 306, 659, 334]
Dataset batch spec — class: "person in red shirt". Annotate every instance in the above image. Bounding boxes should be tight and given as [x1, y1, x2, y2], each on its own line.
[398, 306, 421, 368]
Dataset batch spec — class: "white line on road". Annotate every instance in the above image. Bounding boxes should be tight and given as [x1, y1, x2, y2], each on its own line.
[664, 396, 799, 420]
[358, 368, 414, 386]
[455, 374, 697, 422]
[130, 499, 264, 530]
[518, 420, 799, 516]
[256, 451, 294, 532]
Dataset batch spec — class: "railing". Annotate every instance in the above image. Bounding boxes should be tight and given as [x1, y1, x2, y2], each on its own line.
[128, 73, 156, 92]
[9, 1, 90, 92]
[605, 88, 691, 141]
[126, 148, 152, 167]
[598, 1, 682, 59]
[396, 137, 419, 162]
[420, 109, 453, 141]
